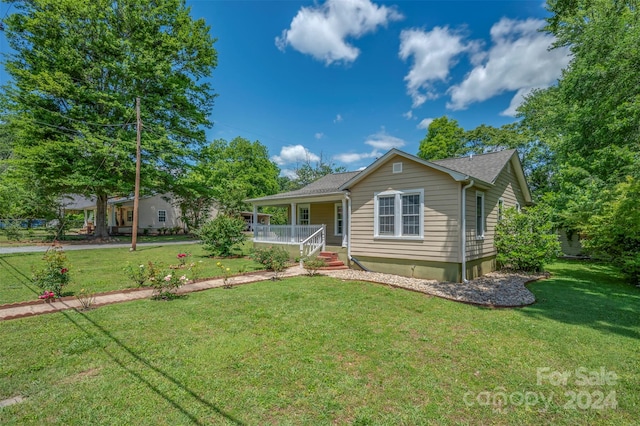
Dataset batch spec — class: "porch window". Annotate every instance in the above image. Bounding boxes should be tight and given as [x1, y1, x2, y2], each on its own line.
[334, 203, 343, 236]
[298, 205, 310, 225]
[126, 210, 133, 223]
[476, 191, 485, 239]
[158, 210, 166, 223]
[498, 198, 504, 222]
[374, 189, 424, 239]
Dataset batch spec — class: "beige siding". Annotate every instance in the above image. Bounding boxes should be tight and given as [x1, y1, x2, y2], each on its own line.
[465, 159, 525, 261]
[349, 155, 461, 263]
[310, 202, 343, 246]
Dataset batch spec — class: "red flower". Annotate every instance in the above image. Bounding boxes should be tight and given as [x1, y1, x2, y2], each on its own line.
[61, 268, 68, 274]
[177, 253, 187, 259]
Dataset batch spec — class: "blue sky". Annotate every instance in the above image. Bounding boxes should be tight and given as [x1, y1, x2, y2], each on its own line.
[0, 1, 571, 176]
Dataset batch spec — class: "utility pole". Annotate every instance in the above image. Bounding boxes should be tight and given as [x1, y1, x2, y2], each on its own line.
[131, 97, 141, 251]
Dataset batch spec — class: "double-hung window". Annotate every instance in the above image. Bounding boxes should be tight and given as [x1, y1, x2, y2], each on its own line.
[374, 189, 424, 239]
[334, 203, 343, 236]
[158, 210, 167, 223]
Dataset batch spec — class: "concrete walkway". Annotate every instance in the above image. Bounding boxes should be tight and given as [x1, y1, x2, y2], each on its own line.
[0, 240, 200, 255]
[0, 266, 307, 321]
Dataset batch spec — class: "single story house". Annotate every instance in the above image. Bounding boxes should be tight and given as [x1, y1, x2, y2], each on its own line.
[247, 148, 532, 282]
[62, 193, 270, 235]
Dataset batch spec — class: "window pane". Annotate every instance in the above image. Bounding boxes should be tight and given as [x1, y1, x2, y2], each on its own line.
[402, 194, 420, 235]
[476, 195, 483, 236]
[378, 196, 394, 235]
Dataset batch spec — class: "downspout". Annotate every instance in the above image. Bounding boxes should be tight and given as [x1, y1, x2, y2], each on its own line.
[344, 191, 352, 260]
[461, 180, 474, 283]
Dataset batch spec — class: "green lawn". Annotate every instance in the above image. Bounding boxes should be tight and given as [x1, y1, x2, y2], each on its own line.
[0, 242, 262, 304]
[0, 232, 198, 247]
[1, 260, 638, 424]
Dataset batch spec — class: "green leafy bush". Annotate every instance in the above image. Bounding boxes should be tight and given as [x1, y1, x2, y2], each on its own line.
[582, 177, 640, 285]
[495, 205, 560, 272]
[251, 246, 290, 279]
[303, 258, 326, 276]
[32, 247, 71, 297]
[196, 215, 247, 257]
[4, 222, 23, 241]
[152, 271, 188, 300]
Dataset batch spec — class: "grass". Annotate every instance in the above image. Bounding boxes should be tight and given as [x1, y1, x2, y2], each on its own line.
[0, 259, 638, 424]
[0, 232, 197, 247]
[0, 242, 263, 304]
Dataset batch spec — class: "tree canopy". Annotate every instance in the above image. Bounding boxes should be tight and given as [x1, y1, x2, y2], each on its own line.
[1, 0, 217, 237]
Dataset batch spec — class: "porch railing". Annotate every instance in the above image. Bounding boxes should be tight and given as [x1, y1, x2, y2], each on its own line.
[253, 224, 324, 244]
[299, 225, 326, 264]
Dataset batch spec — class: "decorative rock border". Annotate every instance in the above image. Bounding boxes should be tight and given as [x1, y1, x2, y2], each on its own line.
[321, 269, 548, 307]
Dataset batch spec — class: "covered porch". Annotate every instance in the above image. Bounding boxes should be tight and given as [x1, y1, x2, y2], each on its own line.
[246, 171, 359, 261]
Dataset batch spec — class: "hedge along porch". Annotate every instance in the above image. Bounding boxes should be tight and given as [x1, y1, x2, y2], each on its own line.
[248, 149, 532, 282]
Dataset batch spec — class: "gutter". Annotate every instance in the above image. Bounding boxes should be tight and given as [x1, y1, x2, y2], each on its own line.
[461, 180, 474, 283]
[345, 191, 352, 261]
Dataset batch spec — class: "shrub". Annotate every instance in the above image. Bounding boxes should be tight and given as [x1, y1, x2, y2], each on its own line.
[303, 258, 326, 276]
[582, 177, 640, 285]
[76, 288, 95, 310]
[251, 246, 290, 279]
[4, 222, 23, 241]
[124, 263, 150, 286]
[33, 247, 71, 297]
[495, 205, 560, 272]
[196, 215, 247, 257]
[152, 272, 188, 300]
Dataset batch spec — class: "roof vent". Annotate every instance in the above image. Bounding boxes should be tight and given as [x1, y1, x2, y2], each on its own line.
[469, 153, 473, 160]
[393, 162, 403, 173]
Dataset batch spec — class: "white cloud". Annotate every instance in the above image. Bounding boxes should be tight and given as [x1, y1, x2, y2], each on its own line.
[271, 145, 321, 166]
[403, 110, 414, 120]
[334, 151, 378, 163]
[314, 132, 324, 140]
[399, 26, 476, 108]
[335, 129, 406, 165]
[276, 0, 402, 65]
[280, 168, 298, 179]
[364, 128, 406, 150]
[417, 118, 434, 130]
[447, 18, 571, 115]
[334, 114, 343, 123]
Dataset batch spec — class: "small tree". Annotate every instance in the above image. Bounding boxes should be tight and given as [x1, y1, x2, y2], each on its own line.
[495, 205, 560, 272]
[197, 215, 247, 257]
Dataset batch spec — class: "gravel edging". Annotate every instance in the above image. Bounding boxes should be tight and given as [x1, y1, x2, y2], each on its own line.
[321, 269, 547, 307]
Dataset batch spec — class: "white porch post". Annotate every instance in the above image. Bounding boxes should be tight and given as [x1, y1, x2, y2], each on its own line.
[290, 202, 297, 242]
[341, 197, 348, 247]
[252, 205, 258, 236]
[83, 209, 88, 227]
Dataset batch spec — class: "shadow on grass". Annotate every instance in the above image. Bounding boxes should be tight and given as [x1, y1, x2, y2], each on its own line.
[521, 260, 640, 339]
[0, 257, 40, 296]
[61, 310, 245, 425]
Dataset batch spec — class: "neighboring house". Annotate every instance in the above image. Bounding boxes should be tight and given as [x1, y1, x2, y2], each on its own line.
[248, 148, 532, 282]
[62, 193, 270, 235]
[108, 194, 185, 234]
[558, 229, 584, 256]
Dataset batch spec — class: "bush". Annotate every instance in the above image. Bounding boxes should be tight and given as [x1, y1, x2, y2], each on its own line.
[582, 177, 640, 285]
[196, 215, 247, 257]
[495, 205, 560, 272]
[251, 246, 290, 279]
[4, 222, 23, 241]
[32, 247, 71, 297]
[303, 258, 326, 276]
[152, 271, 188, 300]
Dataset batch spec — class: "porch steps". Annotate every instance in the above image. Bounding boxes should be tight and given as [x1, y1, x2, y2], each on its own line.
[316, 251, 349, 270]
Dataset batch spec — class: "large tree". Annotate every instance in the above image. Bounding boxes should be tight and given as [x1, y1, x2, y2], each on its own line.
[176, 137, 281, 218]
[417, 116, 466, 161]
[1, 0, 217, 238]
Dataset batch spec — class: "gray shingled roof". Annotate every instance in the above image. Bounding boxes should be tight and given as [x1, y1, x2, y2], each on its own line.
[248, 171, 361, 202]
[433, 149, 516, 184]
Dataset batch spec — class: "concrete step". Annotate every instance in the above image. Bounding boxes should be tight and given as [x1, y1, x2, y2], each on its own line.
[318, 265, 349, 270]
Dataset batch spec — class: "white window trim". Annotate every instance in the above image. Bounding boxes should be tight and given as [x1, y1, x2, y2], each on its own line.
[476, 191, 485, 240]
[158, 210, 167, 223]
[373, 188, 424, 240]
[515, 201, 521, 212]
[334, 203, 343, 236]
[297, 204, 310, 225]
